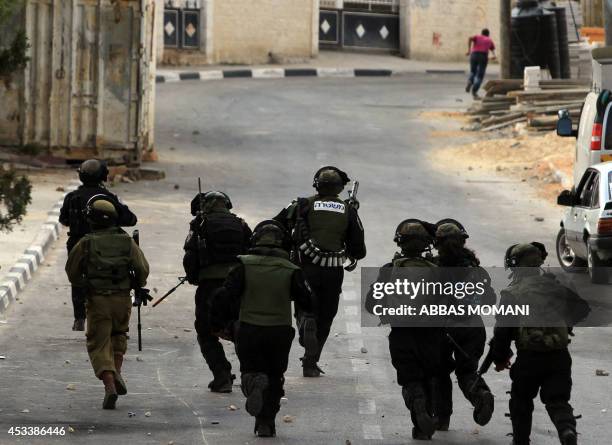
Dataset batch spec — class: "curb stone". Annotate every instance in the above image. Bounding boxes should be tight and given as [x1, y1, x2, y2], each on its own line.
[155, 67, 466, 83]
[0, 180, 81, 314]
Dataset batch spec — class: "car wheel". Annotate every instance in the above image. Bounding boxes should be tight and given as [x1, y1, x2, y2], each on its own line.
[556, 228, 585, 272]
[587, 243, 609, 284]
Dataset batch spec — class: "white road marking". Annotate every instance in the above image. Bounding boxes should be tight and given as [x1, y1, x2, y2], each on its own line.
[163, 72, 180, 82]
[199, 70, 223, 80]
[362, 424, 383, 440]
[252, 68, 284, 78]
[157, 368, 210, 445]
[359, 399, 377, 415]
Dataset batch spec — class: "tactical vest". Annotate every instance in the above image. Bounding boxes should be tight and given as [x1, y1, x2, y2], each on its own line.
[84, 229, 133, 291]
[296, 195, 349, 267]
[198, 211, 245, 267]
[238, 254, 299, 326]
[505, 275, 570, 351]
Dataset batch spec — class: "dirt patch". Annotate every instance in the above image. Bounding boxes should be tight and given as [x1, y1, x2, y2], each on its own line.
[420, 110, 470, 123]
[430, 131, 574, 202]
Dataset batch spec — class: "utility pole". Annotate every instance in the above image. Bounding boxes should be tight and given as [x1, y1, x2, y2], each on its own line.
[500, 0, 512, 78]
[605, 0, 612, 45]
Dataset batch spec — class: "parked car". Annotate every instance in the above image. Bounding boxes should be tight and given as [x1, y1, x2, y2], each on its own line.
[557, 90, 612, 186]
[556, 162, 612, 283]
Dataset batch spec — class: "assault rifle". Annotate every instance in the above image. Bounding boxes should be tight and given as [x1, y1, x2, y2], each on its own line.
[344, 180, 360, 272]
[131, 230, 153, 351]
[152, 276, 188, 307]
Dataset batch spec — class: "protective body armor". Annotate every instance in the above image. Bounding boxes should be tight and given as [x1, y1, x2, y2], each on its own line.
[84, 228, 133, 291]
[504, 274, 570, 351]
[238, 254, 299, 326]
[197, 211, 245, 267]
[380, 256, 437, 326]
[296, 196, 349, 267]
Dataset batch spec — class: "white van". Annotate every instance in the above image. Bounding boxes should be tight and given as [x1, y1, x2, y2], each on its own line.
[557, 90, 612, 186]
[557, 47, 612, 185]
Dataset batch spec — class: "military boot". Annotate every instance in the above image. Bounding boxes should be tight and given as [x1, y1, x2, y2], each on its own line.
[435, 415, 450, 431]
[402, 384, 435, 438]
[302, 317, 318, 359]
[101, 371, 118, 410]
[72, 319, 85, 331]
[473, 389, 494, 426]
[208, 371, 234, 393]
[302, 356, 324, 378]
[255, 417, 276, 438]
[412, 427, 433, 441]
[113, 354, 127, 395]
[559, 428, 577, 445]
[242, 373, 269, 417]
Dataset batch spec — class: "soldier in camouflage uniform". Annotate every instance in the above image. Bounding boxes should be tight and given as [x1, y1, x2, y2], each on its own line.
[274, 166, 366, 377]
[60, 159, 137, 331]
[65, 198, 149, 410]
[432, 220, 495, 430]
[365, 219, 442, 441]
[490, 243, 590, 445]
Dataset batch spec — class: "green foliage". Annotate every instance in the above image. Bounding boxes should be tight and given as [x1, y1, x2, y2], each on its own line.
[0, 0, 22, 23]
[0, 31, 29, 77]
[0, 0, 29, 78]
[0, 166, 32, 232]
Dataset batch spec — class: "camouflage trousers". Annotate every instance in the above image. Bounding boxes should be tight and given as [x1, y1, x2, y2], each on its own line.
[85, 294, 132, 378]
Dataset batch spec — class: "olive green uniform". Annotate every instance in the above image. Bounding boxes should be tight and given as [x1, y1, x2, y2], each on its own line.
[66, 227, 149, 378]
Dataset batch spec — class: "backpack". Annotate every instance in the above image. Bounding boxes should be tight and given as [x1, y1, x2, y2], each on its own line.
[85, 229, 133, 291]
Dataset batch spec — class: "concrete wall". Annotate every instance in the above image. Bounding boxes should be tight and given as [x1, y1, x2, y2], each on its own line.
[158, 0, 318, 66]
[404, 0, 500, 62]
[211, 0, 318, 64]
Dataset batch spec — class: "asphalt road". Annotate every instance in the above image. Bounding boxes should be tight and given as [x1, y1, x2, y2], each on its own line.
[0, 75, 611, 444]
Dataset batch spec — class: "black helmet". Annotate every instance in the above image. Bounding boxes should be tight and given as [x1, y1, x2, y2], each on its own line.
[86, 195, 118, 226]
[394, 219, 435, 245]
[435, 218, 469, 240]
[78, 159, 109, 185]
[504, 242, 548, 269]
[190, 190, 233, 216]
[251, 220, 291, 250]
[312, 166, 350, 192]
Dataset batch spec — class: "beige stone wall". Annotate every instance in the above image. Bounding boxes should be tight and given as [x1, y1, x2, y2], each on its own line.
[407, 0, 500, 62]
[211, 0, 318, 65]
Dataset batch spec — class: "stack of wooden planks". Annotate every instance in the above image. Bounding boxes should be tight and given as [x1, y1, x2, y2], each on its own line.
[466, 79, 590, 132]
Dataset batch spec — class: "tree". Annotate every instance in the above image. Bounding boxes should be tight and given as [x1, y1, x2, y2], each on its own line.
[0, 0, 31, 231]
[0, 165, 31, 232]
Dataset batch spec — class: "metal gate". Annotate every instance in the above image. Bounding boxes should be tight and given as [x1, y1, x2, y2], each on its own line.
[319, 0, 399, 51]
[163, 7, 200, 49]
[16, 0, 155, 162]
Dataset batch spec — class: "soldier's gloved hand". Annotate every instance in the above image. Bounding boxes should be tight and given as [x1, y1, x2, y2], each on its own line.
[494, 359, 511, 372]
[345, 198, 360, 210]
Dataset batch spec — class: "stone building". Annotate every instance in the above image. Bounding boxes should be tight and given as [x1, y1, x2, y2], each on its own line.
[155, 0, 506, 66]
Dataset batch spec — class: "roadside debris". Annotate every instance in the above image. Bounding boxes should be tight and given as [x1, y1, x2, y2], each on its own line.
[145, 411, 152, 417]
[596, 369, 610, 377]
[282, 415, 295, 423]
[466, 79, 589, 133]
[360, 347, 368, 354]
[228, 404, 238, 411]
[66, 384, 76, 391]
